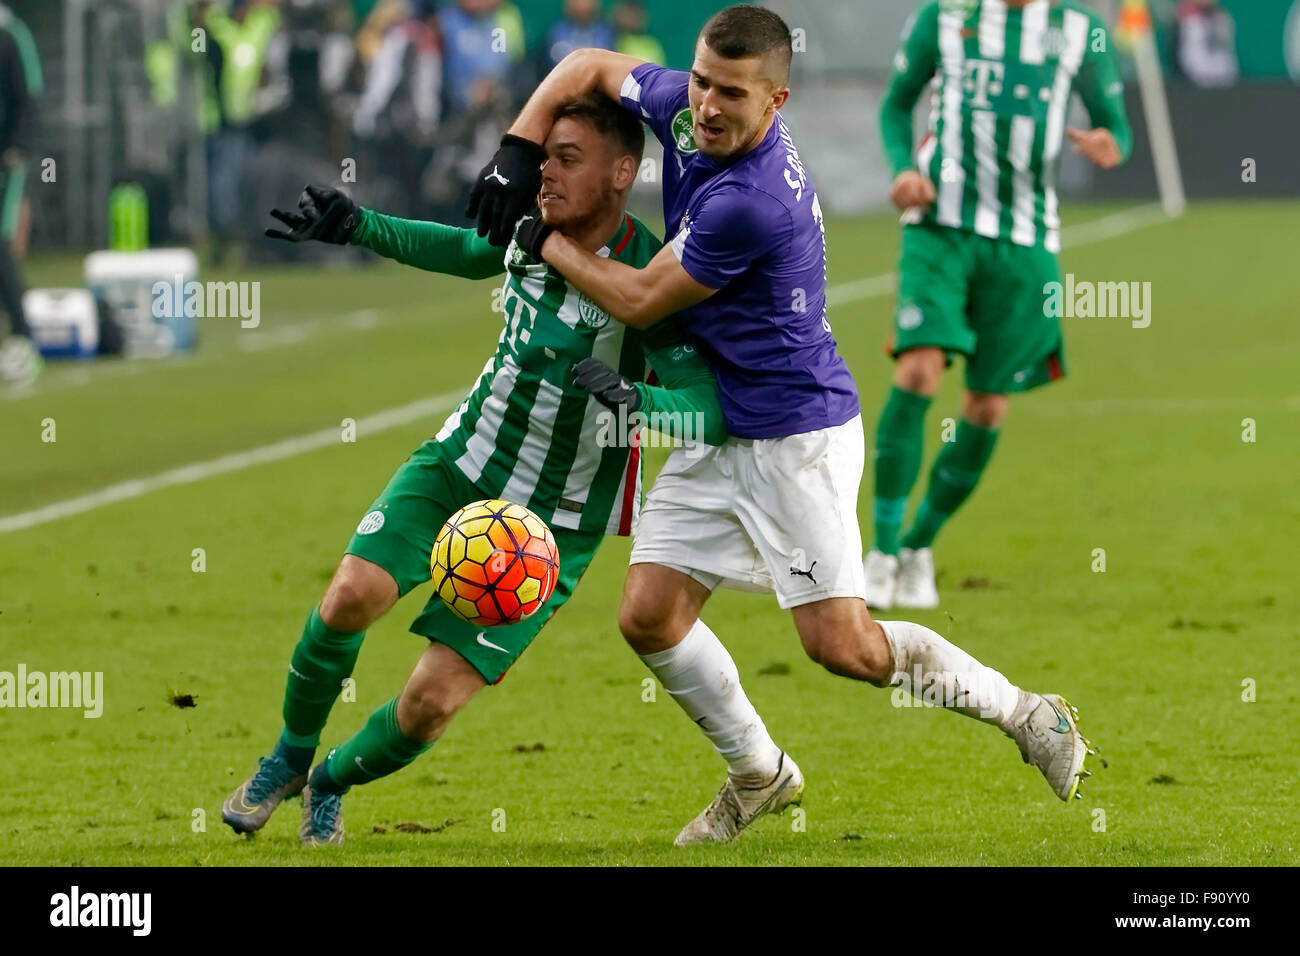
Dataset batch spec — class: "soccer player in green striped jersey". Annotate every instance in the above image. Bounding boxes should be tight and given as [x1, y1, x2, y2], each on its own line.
[864, 0, 1133, 609]
[222, 94, 729, 846]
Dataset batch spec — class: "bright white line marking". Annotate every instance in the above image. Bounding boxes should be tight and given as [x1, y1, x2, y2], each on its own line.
[0, 390, 465, 534]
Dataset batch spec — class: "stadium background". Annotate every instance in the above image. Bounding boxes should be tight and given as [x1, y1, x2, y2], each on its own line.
[1, 1, 1297, 867]
[15, 0, 1300, 250]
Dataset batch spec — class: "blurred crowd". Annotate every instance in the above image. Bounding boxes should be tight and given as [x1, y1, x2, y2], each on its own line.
[145, 0, 668, 261]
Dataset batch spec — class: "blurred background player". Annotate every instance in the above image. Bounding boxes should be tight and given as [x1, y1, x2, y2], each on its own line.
[863, 0, 1133, 609]
[0, 1, 41, 387]
[221, 95, 727, 846]
[545, 0, 615, 69]
[612, 1, 666, 65]
[199, 0, 282, 264]
[439, 0, 526, 114]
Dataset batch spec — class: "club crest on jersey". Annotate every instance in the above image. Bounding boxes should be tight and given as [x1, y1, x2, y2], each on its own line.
[671, 108, 698, 154]
[356, 510, 385, 534]
[577, 292, 610, 329]
[1042, 27, 1068, 57]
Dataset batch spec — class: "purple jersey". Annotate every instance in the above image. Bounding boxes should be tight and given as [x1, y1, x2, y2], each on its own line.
[619, 63, 859, 439]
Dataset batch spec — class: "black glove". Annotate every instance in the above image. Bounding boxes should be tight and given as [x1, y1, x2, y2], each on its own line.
[573, 357, 641, 413]
[513, 207, 554, 261]
[265, 184, 359, 244]
[466, 134, 548, 247]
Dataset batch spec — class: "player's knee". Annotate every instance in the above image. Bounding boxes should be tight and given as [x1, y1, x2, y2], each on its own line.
[319, 579, 374, 632]
[895, 348, 944, 395]
[397, 681, 462, 744]
[963, 391, 1008, 428]
[800, 628, 893, 686]
[320, 560, 392, 632]
[618, 599, 674, 655]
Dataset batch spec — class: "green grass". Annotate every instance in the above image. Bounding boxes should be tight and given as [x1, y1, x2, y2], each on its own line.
[1, 201, 1297, 865]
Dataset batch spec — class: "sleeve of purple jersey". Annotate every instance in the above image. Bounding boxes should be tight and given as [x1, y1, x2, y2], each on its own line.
[668, 185, 790, 290]
[618, 62, 689, 149]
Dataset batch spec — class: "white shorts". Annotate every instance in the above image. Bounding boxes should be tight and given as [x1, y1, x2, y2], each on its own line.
[630, 414, 867, 609]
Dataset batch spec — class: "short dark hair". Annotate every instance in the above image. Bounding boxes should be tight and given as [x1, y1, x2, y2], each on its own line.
[553, 93, 646, 164]
[700, 4, 792, 81]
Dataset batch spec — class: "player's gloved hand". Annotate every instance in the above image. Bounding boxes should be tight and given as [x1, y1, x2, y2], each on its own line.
[572, 357, 641, 413]
[466, 134, 548, 247]
[513, 207, 555, 261]
[265, 185, 359, 244]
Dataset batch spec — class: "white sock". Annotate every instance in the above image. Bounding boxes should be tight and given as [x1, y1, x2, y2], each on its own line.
[639, 619, 783, 781]
[878, 620, 1032, 732]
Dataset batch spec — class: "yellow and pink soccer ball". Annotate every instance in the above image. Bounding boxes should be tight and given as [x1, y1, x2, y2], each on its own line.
[431, 499, 560, 627]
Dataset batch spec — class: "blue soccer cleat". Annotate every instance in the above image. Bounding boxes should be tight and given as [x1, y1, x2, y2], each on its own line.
[222, 752, 308, 834]
[299, 775, 346, 847]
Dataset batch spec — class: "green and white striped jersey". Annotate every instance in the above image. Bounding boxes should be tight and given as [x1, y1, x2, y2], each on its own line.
[350, 208, 724, 536]
[420, 215, 718, 537]
[882, 0, 1132, 252]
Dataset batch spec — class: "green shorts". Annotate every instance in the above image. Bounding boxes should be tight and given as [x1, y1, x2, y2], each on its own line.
[344, 439, 603, 684]
[892, 222, 1066, 394]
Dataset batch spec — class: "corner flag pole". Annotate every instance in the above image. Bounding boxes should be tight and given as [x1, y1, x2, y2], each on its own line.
[1118, 0, 1186, 217]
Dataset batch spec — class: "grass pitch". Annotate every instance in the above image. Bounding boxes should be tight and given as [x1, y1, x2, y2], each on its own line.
[1, 201, 1296, 866]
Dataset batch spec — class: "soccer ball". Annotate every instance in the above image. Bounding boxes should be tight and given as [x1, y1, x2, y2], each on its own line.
[431, 499, 560, 627]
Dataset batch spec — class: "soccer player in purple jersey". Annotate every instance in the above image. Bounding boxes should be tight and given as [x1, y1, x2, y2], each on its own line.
[470, 4, 1095, 844]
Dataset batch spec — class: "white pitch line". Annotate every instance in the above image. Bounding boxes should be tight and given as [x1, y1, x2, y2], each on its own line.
[2, 206, 1171, 534]
[0, 390, 465, 535]
[826, 273, 896, 308]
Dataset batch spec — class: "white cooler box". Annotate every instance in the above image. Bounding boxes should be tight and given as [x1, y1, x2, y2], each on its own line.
[84, 248, 199, 357]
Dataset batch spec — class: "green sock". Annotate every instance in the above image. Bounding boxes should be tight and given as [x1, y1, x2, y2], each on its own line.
[280, 606, 366, 749]
[873, 386, 932, 555]
[902, 419, 1000, 550]
[321, 698, 433, 791]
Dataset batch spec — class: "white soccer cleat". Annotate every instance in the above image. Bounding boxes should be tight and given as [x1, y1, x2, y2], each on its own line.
[674, 752, 804, 846]
[1010, 693, 1095, 802]
[895, 547, 939, 609]
[862, 550, 900, 609]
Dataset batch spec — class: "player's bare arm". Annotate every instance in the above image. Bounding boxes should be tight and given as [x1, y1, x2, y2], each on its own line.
[540, 232, 716, 329]
[508, 48, 648, 147]
[1071, 10, 1133, 172]
[879, 3, 939, 214]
